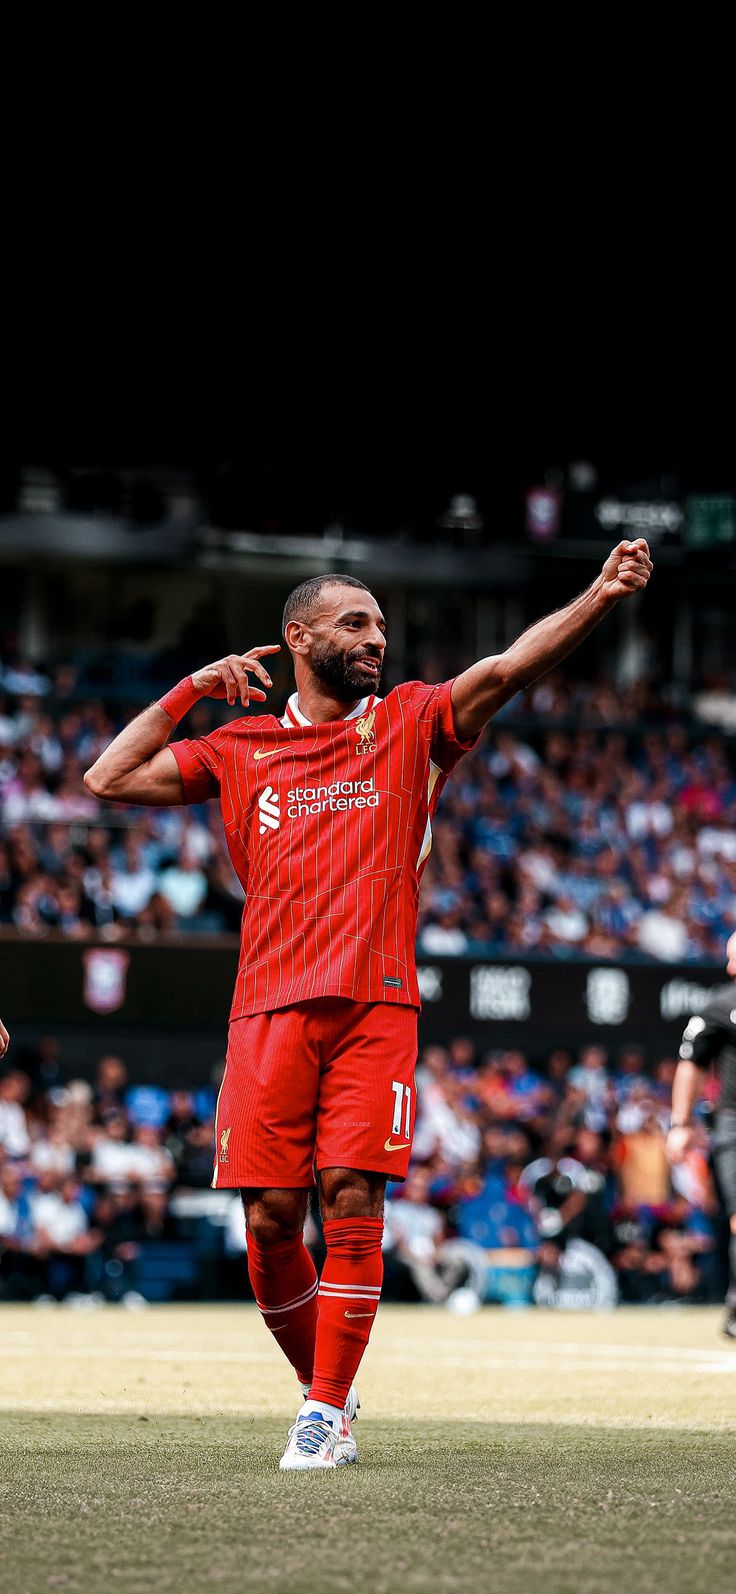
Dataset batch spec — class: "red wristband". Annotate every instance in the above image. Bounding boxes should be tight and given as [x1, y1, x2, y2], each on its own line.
[158, 676, 201, 723]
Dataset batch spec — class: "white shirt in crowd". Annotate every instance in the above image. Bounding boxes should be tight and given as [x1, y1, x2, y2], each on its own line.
[158, 865, 207, 918]
[30, 1137, 76, 1177]
[0, 1099, 31, 1158]
[31, 1190, 88, 1248]
[90, 1136, 173, 1188]
[0, 1189, 19, 1238]
[419, 925, 469, 955]
[637, 908, 688, 961]
[384, 1200, 443, 1258]
[109, 866, 157, 918]
[412, 1091, 481, 1164]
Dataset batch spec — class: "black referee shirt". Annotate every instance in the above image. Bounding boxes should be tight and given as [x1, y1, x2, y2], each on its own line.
[680, 981, 736, 1112]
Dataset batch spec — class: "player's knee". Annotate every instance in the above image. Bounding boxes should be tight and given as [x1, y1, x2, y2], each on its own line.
[241, 1189, 307, 1246]
[319, 1168, 385, 1221]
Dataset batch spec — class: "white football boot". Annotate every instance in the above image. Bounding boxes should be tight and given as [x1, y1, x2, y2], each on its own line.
[333, 1383, 359, 1466]
[279, 1407, 340, 1471]
[280, 1385, 360, 1471]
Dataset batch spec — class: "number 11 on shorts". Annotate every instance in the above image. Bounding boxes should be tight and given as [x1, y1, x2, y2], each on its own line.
[391, 1080, 412, 1138]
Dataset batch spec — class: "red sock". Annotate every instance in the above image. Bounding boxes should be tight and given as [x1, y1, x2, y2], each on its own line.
[310, 1217, 383, 1408]
[246, 1232, 318, 1388]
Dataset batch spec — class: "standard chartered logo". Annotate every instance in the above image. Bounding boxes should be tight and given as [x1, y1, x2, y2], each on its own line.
[257, 777, 380, 836]
[258, 785, 281, 834]
[287, 777, 380, 817]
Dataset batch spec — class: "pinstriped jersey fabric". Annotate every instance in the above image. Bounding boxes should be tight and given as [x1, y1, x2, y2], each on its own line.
[170, 679, 476, 1018]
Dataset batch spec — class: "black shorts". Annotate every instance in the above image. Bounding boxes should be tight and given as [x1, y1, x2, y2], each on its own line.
[712, 1109, 736, 1219]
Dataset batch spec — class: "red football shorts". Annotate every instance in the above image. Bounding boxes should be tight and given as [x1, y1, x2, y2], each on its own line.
[212, 998, 418, 1189]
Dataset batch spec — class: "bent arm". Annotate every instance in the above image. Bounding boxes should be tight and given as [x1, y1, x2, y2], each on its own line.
[83, 646, 279, 807]
[84, 705, 185, 805]
[450, 539, 652, 741]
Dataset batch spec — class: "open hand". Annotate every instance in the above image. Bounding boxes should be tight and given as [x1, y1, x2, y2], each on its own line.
[600, 539, 652, 600]
[192, 645, 281, 707]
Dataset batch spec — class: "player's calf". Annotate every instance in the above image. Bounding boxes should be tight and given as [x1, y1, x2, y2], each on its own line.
[243, 1190, 317, 1389]
[309, 1216, 384, 1409]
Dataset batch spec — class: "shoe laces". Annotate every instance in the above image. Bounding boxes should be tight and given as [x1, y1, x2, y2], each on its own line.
[288, 1417, 335, 1456]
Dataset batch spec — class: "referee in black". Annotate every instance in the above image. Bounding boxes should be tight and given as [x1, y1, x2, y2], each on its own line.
[667, 932, 736, 1339]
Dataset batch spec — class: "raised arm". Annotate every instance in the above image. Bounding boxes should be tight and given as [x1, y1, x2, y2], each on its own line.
[83, 646, 280, 806]
[450, 539, 652, 741]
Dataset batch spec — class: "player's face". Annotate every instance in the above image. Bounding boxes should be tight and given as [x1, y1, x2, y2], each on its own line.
[307, 588, 387, 700]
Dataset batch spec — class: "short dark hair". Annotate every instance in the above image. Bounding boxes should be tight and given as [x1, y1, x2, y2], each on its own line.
[282, 574, 370, 638]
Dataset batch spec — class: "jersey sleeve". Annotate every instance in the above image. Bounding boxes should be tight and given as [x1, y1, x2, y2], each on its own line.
[679, 996, 730, 1068]
[169, 734, 223, 804]
[413, 679, 481, 775]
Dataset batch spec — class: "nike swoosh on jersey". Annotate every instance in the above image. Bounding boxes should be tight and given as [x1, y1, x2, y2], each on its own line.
[384, 1138, 411, 1152]
[344, 1311, 373, 1318]
[253, 748, 276, 760]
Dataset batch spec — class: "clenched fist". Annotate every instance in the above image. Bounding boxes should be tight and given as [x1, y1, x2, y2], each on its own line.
[600, 539, 653, 600]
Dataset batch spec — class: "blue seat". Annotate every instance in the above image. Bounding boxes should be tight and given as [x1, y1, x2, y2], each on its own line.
[134, 1242, 199, 1302]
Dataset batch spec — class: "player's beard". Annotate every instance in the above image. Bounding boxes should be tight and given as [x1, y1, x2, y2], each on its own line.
[309, 640, 383, 701]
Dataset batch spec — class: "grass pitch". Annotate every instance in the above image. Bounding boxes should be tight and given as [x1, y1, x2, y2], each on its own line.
[1, 1304, 734, 1594]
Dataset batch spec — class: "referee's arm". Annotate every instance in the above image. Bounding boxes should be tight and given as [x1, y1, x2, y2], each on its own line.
[667, 1007, 724, 1163]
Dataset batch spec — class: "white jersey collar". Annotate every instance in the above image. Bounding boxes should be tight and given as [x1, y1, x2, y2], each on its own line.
[282, 691, 380, 728]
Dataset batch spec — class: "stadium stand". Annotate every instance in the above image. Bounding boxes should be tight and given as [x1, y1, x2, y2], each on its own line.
[0, 1036, 722, 1306]
[2, 657, 736, 961]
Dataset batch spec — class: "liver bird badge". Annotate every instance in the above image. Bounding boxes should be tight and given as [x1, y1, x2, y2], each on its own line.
[355, 708, 376, 755]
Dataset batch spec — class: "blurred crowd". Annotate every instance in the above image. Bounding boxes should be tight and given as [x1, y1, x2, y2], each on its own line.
[385, 1035, 722, 1308]
[419, 674, 736, 963]
[2, 661, 736, 961]
[0, 1051, 223, 1303]
[0, 688, 245, 937]
[0, 1037, 726, 1307]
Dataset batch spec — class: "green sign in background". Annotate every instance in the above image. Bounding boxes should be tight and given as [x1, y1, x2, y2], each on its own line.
[685, 495, 736, 548]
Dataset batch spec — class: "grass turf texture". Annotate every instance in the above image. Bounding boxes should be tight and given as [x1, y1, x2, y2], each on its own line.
[1, 1306, 734, 1594]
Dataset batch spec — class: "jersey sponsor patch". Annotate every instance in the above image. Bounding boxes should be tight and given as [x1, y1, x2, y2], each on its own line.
[258, 785, 280, 834]
[383, 976, 403, 989]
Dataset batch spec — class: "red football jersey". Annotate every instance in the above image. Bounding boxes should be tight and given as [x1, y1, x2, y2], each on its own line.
[170, 680, 477, 1018]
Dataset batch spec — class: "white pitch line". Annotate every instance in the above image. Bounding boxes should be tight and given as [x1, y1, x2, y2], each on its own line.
[4, 1332, 732, 1367]
[1, 1346, 736, 1375]
[376, 1337, 736, 1364]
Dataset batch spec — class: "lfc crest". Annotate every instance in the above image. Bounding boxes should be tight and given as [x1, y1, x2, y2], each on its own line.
[354, 708, 376, 755]
[219, 1126, 231, 1163]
